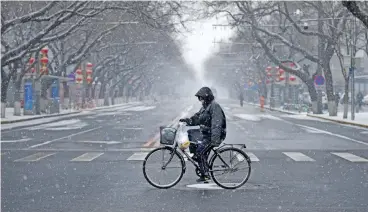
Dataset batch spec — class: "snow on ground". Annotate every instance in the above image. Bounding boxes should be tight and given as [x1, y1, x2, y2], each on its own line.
[0, 138, 32, 143]
[1, 102, 144, 130]
[1, 107, 78, 121]
[279, 114, 329, 122]
[233, 114, 282, 121]
[26, 119, 88, 131]
[260, 114, 283, 121]
[313, 112, 368, 126]
[1, 111, 91, 130]
[234, 114, 261, 121]
[94, 102, 140, 112]
[124, 106, 156, 112]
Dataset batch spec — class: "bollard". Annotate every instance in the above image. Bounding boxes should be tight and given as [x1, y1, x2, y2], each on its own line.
[260, 96, 265, 112]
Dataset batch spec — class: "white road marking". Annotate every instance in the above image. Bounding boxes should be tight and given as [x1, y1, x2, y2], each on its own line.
[14, 152, 55, 162]
[70, 153, 104, 162]
[296, 124, 368, 146]
[260, 114, 283, 121]
[75, 140, 121, 145]
[121, 128, 143, 130]
[245, 152, 260, 162]
[186, 183, 222, 190]
[283, 152, 315, 161]
[26, 119, 89, 131]
[1, 138, 32, 143]
[331, 152, 368, 162]
[233, 114, 261, 121]
[28, 126, 102, 149]
[127, 152, 148, 161]
[125, 106, 156, 112]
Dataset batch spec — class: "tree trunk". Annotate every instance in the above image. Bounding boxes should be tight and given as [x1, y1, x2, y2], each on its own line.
[305, 79, 320, 114]
[343, 80, 349, 119]
[13, 79, 22, 116]
[1, 70, 10, 118]
[110, 88, 115, 105]
[103, 83, 110, 106]
[99, 81, 106, 99]
[323, 60, 337, 116]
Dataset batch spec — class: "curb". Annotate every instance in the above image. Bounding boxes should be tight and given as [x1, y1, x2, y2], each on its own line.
[0, 102, 142, 125]
[306, 114, 368, 129]
[1, 111, 81, 124]
[245, 102, 300, 115]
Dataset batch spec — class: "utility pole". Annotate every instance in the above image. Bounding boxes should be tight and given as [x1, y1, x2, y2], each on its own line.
[351, 17, 357, 120]
[316, 4, 323, 114]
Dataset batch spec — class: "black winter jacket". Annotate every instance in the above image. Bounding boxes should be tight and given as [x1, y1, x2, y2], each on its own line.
[186, 87, 227, 146]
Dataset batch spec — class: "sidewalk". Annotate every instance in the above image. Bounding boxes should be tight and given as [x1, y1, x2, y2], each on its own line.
[1, 101, 143, 124]
[245, 102, 306, 115]
[244, 100, 368, 128]
[307, 112, 368, 128]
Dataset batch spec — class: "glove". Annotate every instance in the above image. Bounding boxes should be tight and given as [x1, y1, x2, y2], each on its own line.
[179, 118, 189, 123]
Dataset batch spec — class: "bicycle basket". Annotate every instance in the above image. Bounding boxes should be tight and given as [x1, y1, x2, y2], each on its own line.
[159, 126, 177, 145]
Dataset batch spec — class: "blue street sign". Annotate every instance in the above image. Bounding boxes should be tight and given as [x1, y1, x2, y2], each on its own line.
[51, 79, 59, 100]
[68, 73, 75, 81]
[24, 82, 33, 111]
[314, 75, 325, 85]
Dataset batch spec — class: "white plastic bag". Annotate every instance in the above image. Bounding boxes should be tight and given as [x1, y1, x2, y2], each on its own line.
[177, 124, 190, 150]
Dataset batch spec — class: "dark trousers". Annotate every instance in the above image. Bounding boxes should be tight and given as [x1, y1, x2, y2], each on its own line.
[196, 139, 212, 177]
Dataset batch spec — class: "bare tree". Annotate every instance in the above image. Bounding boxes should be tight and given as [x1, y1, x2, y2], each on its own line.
[342, 1, 368, 28]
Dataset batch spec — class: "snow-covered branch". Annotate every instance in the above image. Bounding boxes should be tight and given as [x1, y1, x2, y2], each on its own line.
[1, 2, 57, 34]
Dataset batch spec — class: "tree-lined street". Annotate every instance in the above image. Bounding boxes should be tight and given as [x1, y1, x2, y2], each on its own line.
[2, 1, 368, 212]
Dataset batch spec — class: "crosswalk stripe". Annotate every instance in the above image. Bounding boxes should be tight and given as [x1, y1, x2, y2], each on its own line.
[283, 152, 315, 161]
[14, 152, 55, 162]
[70, 153, 104, 162]
[331, 152, 368, 162]
[127, 152, 148, 161]
[245, 152, 260, 162]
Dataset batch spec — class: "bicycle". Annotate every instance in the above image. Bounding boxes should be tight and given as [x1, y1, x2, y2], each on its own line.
[142, 122, 252, 189]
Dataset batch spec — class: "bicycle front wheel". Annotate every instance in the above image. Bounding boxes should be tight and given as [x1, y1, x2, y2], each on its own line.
[143, 146, 185, 189]
[209, 147, 251, 189]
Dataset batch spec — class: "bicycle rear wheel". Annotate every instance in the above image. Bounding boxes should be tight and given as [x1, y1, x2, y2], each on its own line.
[209, 147, 251, 189]
[143, 146, 185, 189]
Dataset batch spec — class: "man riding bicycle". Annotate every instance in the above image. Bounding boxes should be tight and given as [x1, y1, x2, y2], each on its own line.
[179, 87, 227, 183]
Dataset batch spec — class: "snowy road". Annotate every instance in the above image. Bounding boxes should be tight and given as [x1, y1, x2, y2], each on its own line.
[2, 99, 368, 212]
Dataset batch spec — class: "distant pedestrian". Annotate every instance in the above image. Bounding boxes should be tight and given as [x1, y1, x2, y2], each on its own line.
[335, 93, 340, 109]
[239, 90, 244, 107]
[357, 91, 364, 112]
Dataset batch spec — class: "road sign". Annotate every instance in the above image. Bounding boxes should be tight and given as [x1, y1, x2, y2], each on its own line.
[24, 82, 33, 111]
[314, 75, 325, 86]
[68, 73, 75, 81]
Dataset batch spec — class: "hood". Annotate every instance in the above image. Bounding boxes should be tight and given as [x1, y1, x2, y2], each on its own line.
[195, 87, 214, 102]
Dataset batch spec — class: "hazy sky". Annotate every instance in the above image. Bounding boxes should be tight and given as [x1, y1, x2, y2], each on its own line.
[181, 16, 234, 86]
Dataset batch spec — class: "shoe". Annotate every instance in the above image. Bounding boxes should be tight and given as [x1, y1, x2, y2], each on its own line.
[196, 175, 210, 183]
